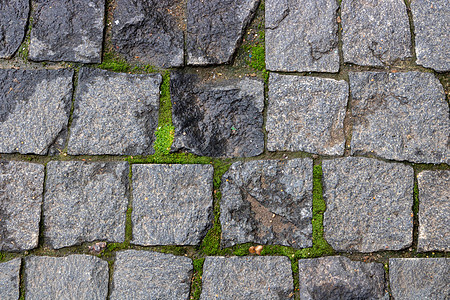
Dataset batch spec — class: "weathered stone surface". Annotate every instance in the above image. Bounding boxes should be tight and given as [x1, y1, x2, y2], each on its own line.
[0, 161, 44, 251]
[187, 0, 259, 65]
[68, 68, 161, 155]
[323, 157, 414, 252]
[25, 255, 109, 300]
[267, 73, 348, 155]
[220, 159, 313, 249]
[111, 0, 184, 68]
[350, 72, 449, 164]
[411, 0, 450, 71]
[0, 0, 29, 58]
[0, 69, 73, 155]
[298, 256, 388, 300]
[389, 258, 449, 300]
[417, 170, 450, 252]
[171, 72, 264, 158]
[342, 0, 411, 66]
[265, 0, 339, 72]
[44, 161, 129, 249]
[131, 164, 213, 246]
[111, 250, 192, 300]
[0, 259, 21, 300]
[200, 256, 293, 299]
[29, 0, 104, 63]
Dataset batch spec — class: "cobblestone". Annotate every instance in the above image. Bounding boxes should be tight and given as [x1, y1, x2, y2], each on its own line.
[0, 0, 29, 59]
[0, 258, 20, 300]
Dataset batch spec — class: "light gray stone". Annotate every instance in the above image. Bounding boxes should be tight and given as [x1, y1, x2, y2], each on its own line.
[0, 0, 29, 58]
[0, 258, 21, 300]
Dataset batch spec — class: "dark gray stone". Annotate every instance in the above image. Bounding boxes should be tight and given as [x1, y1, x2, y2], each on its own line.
[171, 72, 264, 158]
[342, 0, 411, 66]
[411, 0, 450, 71]
[131, 164, 213, 246]
[323, 157, 414, 252]
[0, 258, 21, 300]
[298, 256, 388, 300]
[0, 69, 73, 155]
[350, 72, 449, 164]
[389, 258, 449, 300]
[0, 0, 29, 59]
[417, 170, 450, 252]
[44, 161, 129, 249]
[0, 161, 44, 251]
[111, 250, 192, 300]
[29, 0, 104, 63]
[267, 73, 348, 155]
[200, 256, 293, 299]
[220, 159, 313, 249]
[68, 68, 161, 155]
[186, 0, 259, 65]
[25, 255, 109, 300]
[111, 0, 184, 68]
[265, 0, 339, 72]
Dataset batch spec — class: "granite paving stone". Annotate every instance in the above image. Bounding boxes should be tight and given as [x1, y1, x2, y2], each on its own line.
[350, 71, 449, 164]
[220, 159, 313, 249]
[267, 73, 348, 155]
[0, 258, 21, 300]
[68, 68, 161, 156]
[323, 157, 414, 252]
[44, 161, 129, 249]
[131, 164, 213, 246]
[0, 0, 29, 59]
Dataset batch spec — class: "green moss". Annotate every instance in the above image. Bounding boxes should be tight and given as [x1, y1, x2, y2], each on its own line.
[413, 180, 419, 216]
[98, 52, 160, 74]
[190, 258, 205, 300]
[154, 124, 175, 155]
[18, 16, 33, 61]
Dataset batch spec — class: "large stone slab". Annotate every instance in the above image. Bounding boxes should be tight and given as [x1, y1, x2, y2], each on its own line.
[0, 0, 29, 58]
[220, 159, 313, 249]
[187, 0, 259, 65]
[0, 161, 44, 251]
[68, 68, 161, 155]
[29, 0, 104, 63]
[265, 0, 339, 72]
[417, 170, 450, 252]
[0, 259, 21, 300]
[131, 164, 213, 246]
[350, 72, 449, 164]
[323, 157, 414, 252]
[389, 258, 449, 300]
[0, 69, 73, 155]
[25, 255, 109, 300]
[110, 250, 192, 300]
[171, 72, 264, 158]
[111, 0, 184, 68]
[267, 73, 348, 155]
[44, 161, 129, 249]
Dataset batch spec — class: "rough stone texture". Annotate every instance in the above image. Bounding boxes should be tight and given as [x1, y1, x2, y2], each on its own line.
[25, 255, 109, 300]
[0, 259, 21, 300]
[323, 157, 414, 252]
[220, 159, 313, 249]
[200, 256, 293, 299]
[29, 0, 104, 63]
[267, 73, 348, 155]
[0, 0, 29, 58]
[171, 72, 264, 158]
[0, 161, 44, 251]
[0, 69, 73, 155]
[131, 164, 213, 246]
[389, 258, 450, 300]
[187, 0, 259, 65]
[341, 0, 411, 66]
[350, 72, 449, 164]
[411, 0, 450, 71]
[298, 256, 388, 300]
[44, 161, 129, 249]
[68, 68, 161, 155]
[265, 0, 339, 72]
[111, 250, 193, 300]
[417, 170, 450, 252]
[111, 0, 184, 68]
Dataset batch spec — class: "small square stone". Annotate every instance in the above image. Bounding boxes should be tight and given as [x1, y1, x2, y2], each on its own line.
[0, 0, 29, 58]
[0, 258, 21, 300]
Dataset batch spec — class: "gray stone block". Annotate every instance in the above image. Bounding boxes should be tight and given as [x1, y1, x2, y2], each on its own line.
[0, 0, 29, 59]
[0, 258, 21, 300]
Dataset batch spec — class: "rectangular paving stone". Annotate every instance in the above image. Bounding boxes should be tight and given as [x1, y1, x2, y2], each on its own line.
[220, 159, 313, 249]
[0, 258, 21, 300]
[68, 68, 161, 155]
[323, 157, 414, 252]
[0, 161, 44, 251]
[0, 0, 29, 59]
[0, 69, 73, 155]
[350, 71, 449, 164]
[267, 73, 348, 155]
[44, 161, 129, 249]
[131, 164, 213, 246]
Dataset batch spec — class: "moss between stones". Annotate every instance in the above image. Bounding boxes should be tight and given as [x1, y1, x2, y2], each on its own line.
[190, 258, 205, 300]
[17, 16, 33, 61]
